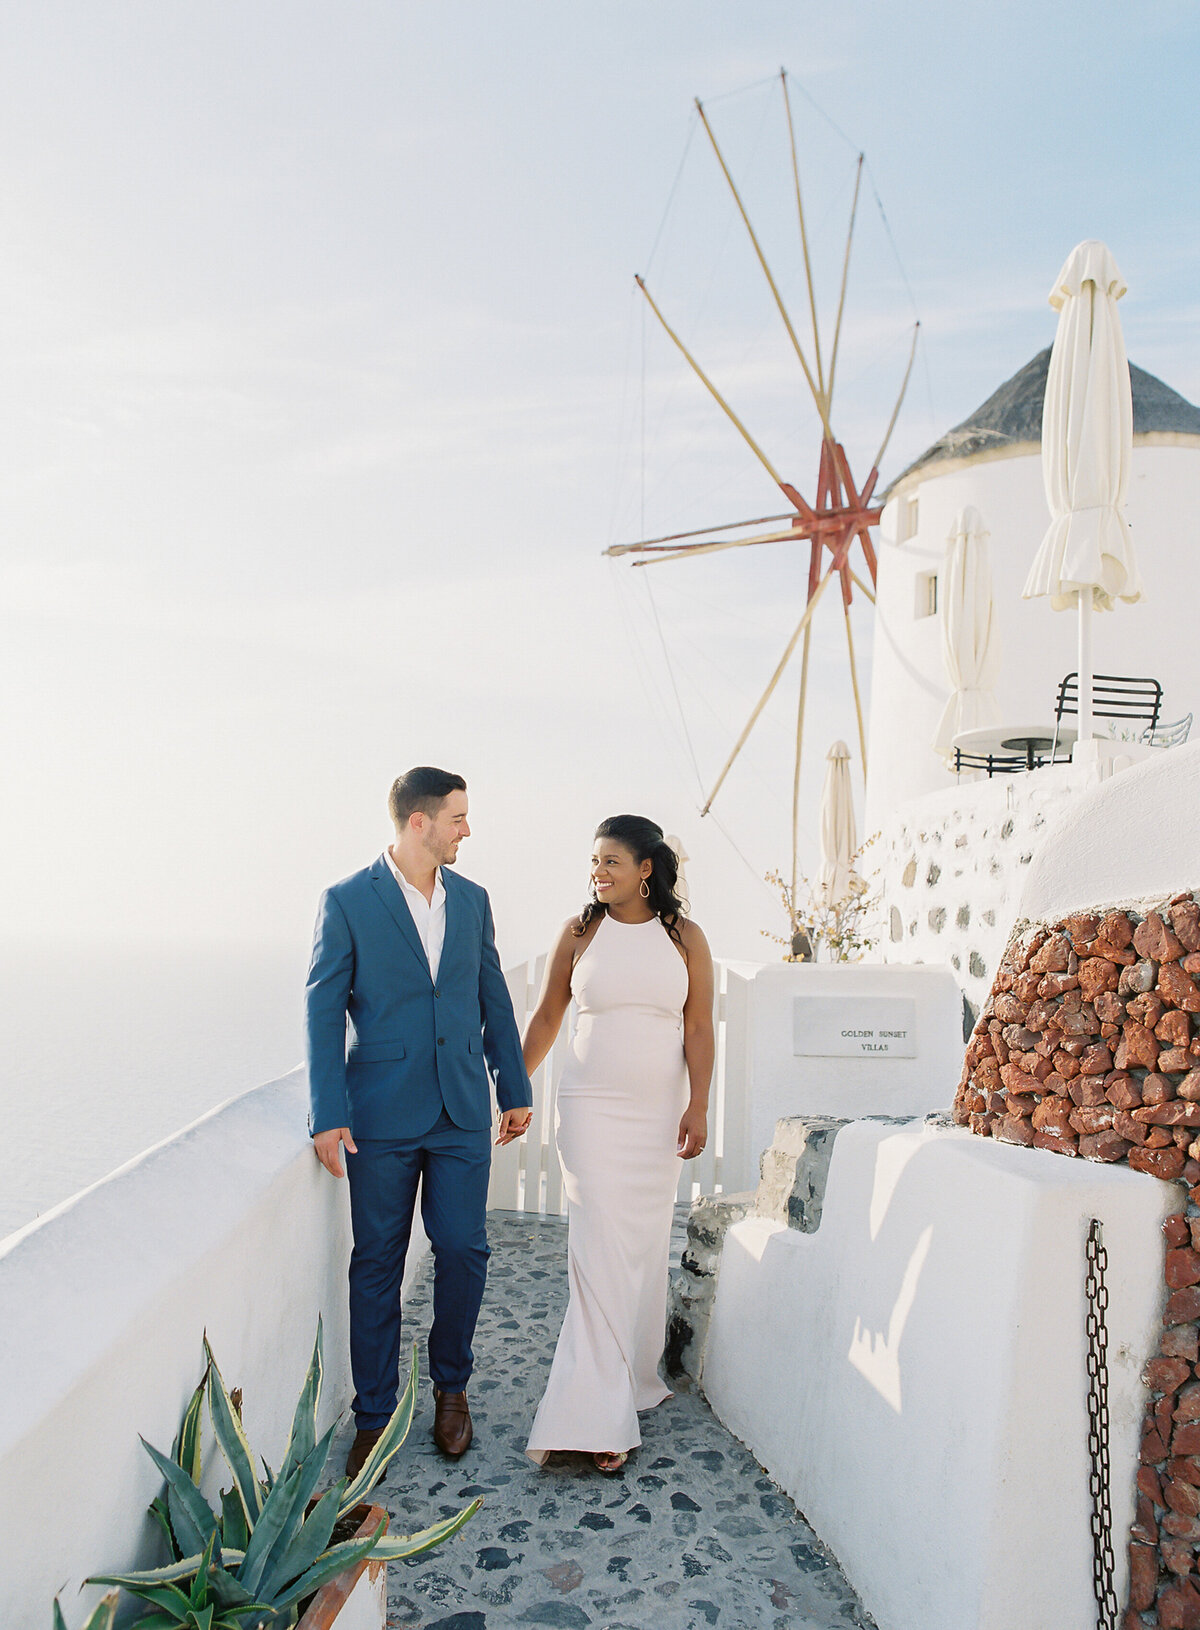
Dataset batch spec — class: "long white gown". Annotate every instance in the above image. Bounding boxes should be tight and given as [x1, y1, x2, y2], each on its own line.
[526, 911, 689, 1463]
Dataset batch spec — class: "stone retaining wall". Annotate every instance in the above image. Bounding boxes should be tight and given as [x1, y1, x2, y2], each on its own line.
[953, 893, 1200, 1629]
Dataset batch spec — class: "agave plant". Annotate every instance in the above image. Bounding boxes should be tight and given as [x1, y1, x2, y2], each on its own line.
[87, 1532, 275, 1629]
[53, 1596, 118, 1630]
[85, 1320, 479, 1628]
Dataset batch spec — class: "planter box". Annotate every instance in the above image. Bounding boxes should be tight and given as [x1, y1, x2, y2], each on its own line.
[297, 1503, 387, 1630]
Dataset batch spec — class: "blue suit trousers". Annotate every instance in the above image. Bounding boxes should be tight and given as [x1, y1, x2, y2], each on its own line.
[345, 1110, 492, 1428]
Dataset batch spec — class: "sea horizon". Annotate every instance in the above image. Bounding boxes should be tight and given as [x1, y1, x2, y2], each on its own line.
[1, 937, 310, 1241]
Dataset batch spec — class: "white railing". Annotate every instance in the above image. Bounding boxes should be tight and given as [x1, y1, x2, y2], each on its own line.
[488, 958, 754, 1214]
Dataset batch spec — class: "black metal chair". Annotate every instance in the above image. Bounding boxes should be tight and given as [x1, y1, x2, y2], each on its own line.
[1050, 672, 1163, 759]
[952, 749, 1044, 777]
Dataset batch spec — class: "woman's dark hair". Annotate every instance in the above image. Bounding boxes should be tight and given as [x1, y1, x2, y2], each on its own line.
[573, 815, 687, 944]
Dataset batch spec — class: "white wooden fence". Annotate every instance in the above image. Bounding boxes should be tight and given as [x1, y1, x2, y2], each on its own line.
[487, 957, 753, 1215]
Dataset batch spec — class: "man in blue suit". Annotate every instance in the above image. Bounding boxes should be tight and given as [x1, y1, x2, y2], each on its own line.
[306, 767, 533, 1474]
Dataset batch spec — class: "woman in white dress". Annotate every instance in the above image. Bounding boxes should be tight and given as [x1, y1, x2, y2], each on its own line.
[522, 815, 714, 1473]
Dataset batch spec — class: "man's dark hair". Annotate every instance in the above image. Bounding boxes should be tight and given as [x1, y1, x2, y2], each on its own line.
[388, 766, 467, 830]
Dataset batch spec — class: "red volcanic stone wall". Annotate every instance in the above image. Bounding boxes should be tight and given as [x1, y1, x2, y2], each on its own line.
[954, 895, 1200, 1629]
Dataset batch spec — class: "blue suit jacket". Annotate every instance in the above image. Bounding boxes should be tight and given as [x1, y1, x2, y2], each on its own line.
[305, 857, 532, 1139]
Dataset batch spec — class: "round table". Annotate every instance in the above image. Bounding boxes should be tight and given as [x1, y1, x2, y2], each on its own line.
[951, 722, 1078, 771]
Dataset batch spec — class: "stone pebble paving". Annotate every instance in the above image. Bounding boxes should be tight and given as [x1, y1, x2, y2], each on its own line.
[337, 1210, 875, 1630]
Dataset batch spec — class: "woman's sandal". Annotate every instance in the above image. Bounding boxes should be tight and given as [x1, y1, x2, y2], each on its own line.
[593, 1451, 628, 1474]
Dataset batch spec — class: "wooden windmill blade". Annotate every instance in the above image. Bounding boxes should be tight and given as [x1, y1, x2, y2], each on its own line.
[624, 527, 810, 568]
[780, 68, 826, 408]
[633, 275, 788, 490]
[826, 154, 864, 412]
[602, 511, 796, 557]
[693, 97, 833, 444]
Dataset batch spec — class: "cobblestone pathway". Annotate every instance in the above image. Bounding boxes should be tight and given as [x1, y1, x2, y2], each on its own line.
[341, 1212, 874, 1630]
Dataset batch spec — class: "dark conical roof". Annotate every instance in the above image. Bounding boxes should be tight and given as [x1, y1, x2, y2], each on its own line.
[886, 348, 1200, 496]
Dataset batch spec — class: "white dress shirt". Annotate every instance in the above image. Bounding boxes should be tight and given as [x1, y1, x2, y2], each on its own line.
[384, 849, 446, 982]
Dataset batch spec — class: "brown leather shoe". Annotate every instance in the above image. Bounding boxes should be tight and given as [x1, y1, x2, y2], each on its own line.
[432, 1388, 472, 1457]
[345, 1426, 384, 1481]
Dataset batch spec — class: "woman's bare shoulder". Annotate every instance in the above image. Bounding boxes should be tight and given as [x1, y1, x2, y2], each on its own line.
[555, 911, 603, 961]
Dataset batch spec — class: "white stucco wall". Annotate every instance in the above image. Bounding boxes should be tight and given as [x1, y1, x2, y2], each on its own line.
[0, 1070, 430, 1630]
[1016, 739, 1200, 922]
[866, 441, 1200, 834]
[721, 963, 964, 1186]
[702, 1119, 1177, 1630]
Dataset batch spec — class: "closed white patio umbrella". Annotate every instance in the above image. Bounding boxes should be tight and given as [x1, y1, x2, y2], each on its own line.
[818, 740, 858, 905]
[933, 505, 1002, 758]
[1022, 239, 1143, 741]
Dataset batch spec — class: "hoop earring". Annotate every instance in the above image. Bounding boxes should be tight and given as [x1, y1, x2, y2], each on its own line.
[639, 878, 651, 899]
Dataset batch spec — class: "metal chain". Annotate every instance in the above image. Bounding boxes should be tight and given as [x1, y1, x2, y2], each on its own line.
[1085, 1218, 1119, 1630]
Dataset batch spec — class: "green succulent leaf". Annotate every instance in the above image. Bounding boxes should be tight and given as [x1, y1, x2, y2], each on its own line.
[54, 1596, 119, 1630]
[340, 1343, 419, 1513]
[140, 1437, 219, 1557]
[371, 1496, 482, 1559]
[203, 1565, 256, 1611]
[148, 1494, 180, 1560]
[87, 1553, 245, 1592]
[285, 1420, 336, 1525]
[173, 1364, 209, 1486]
[257, 1480, 340, 1598]
[204, 1339, 263, 1526]
[220, 1485, 249, 1554]
[261, 1534, 381, 1609]
[235, 1454, 309, 1596]
[280, 1316, 323, 1474]
[190, 1533, 219, 1606]
[127, 1608, 253, 1630]
[126, 1584, 198, 1616]
[86, 1563, 200, 1591]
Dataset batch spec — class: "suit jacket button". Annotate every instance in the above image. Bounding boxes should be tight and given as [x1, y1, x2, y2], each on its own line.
[437, 1037, 445, 1046]
[433, 989, 440, 998]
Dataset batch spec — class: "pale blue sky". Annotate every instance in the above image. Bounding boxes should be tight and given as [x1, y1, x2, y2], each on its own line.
[1, 2, 1197, 966]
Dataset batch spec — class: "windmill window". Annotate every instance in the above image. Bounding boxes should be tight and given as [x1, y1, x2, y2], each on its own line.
[898, 493, 920, 541]
[915, 571, 938, 619]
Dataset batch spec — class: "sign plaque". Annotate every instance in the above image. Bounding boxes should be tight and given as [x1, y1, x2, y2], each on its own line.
[793, 996, 917, 1059]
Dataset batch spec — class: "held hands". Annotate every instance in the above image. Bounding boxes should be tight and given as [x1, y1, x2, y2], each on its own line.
[496, 1108, 533, 1147]
[313, 1127, 357, 1178]
[677, 1105, 708, 1161]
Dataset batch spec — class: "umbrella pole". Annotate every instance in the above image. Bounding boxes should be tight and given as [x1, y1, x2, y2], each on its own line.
[1078, 587, 1094, 742]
